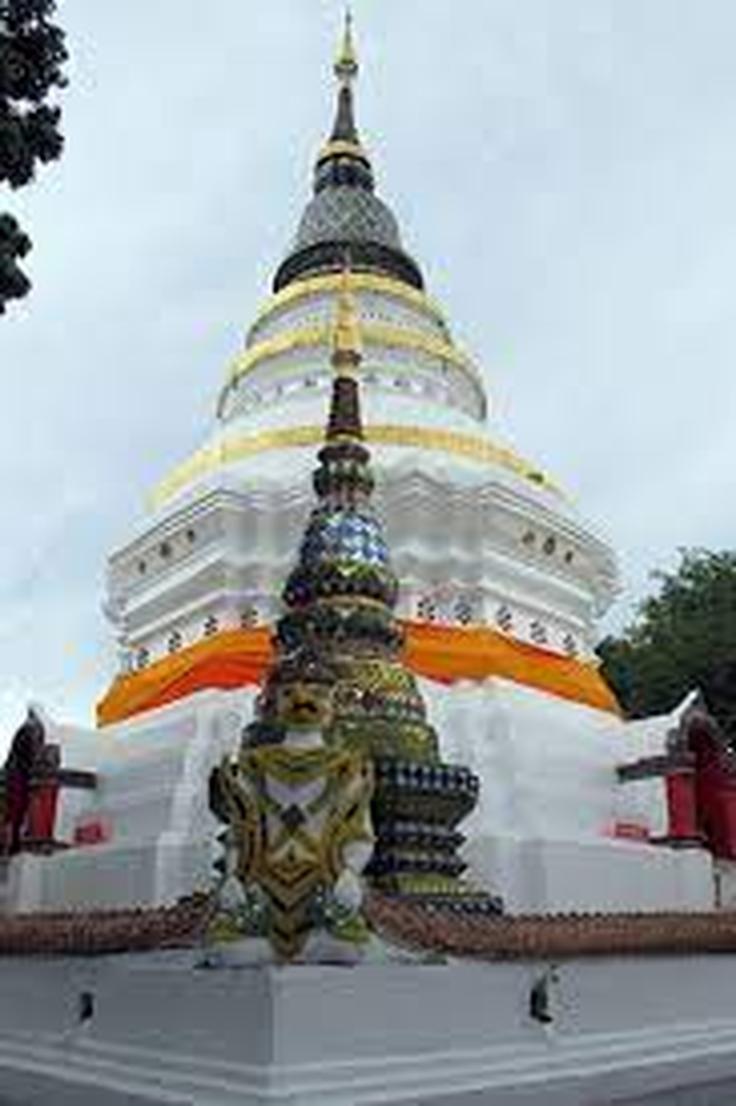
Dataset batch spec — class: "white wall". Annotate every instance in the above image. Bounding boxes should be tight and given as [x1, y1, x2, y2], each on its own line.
[8, 678, 714, 915]
[2, 955, 736, 1104]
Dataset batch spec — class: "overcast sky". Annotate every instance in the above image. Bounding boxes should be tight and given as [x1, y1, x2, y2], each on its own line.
[0, 1, 734, 748]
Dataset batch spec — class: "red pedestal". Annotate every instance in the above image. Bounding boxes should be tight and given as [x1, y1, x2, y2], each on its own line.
[1, 773, 30, 856]
[666, 768, 699, 842]
[699, 776, 736, 860]
[73, 817, 112, 847]
[681, 715, 736, 859]
[26, 779, 60, 846]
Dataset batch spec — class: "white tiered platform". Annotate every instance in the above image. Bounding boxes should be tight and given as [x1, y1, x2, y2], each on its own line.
[3, 681, 712, 917]
[2, 954, 736, 1105]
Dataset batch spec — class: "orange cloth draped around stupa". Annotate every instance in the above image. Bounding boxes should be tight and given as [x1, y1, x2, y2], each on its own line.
[96, 624, 619, 727]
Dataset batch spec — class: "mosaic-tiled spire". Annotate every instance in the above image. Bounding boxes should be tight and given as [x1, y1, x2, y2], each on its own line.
[251, 265, 437, 763]
[273, 14, 424, 292]
[281, 264, 401, 640]
[245, 266, 500, 913]
[210, 271, 498, 962]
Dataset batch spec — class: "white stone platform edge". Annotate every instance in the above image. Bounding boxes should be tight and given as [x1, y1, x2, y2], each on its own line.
[2, 955, 736, 1105]
[465, 832, 715, 914]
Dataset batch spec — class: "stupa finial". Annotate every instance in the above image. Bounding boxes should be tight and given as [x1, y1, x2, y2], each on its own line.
[328, 9, 362, 148]
[335, 7, 358, 85]
[271, 7, 424, 294]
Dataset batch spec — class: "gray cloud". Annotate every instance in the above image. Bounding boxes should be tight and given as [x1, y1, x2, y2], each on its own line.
[0, 0, 734, 752]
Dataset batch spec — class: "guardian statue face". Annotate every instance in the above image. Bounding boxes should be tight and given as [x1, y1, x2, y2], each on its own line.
[275, 679, 335, 732]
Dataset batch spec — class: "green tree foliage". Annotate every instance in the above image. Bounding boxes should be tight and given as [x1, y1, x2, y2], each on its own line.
[0, 0, 67, 313]
[0, 210, 30, 302]
[598, 549, 736, 738]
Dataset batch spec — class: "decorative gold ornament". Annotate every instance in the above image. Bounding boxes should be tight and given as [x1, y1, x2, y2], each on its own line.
[317, 139, 367, 162]
[331, 262, 363, 372]
[339, 657, 418, 697]
[150, 423, 559, 507]
[224, 320, 483, 396]
[246, 272, 448, 339]
[335, 7, 358, 81]
[210, 745, 374, 961]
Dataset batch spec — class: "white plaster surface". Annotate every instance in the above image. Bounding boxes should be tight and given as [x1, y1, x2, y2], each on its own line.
[110, 449, 615, 672]
[105, 273, 618, 673]
[5, 680, 714, 916]
[714, 860, 736, 910]
[6, 689, 255, 913]
[464, 834, 713, 915]
[2, 954, 736, 1104]
[429, 677, 713, 913]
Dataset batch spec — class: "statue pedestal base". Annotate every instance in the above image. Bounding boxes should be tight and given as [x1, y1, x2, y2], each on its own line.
[3, 953, 736, 1104]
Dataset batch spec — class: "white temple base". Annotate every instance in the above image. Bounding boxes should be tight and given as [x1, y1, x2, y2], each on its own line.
[3, 834, 219, 914]
[3, 688, 256, 915]
[7, 678, 717, 917]
[3, 954, 736, 1104]
[467, 833, 714, 914]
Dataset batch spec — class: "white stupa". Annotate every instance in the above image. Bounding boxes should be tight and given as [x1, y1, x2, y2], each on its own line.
[1, 16, 713, 919]
[105, 16, 616, 683]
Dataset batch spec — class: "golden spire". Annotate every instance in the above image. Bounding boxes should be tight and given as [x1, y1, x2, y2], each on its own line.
[331, 261, 362, 375]
[335, 7, 358, 85]
[318, 7, 366, 163]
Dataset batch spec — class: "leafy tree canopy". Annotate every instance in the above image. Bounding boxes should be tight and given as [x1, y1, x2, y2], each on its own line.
[598, 549, 736, 739]
[0, 0, 67, 313]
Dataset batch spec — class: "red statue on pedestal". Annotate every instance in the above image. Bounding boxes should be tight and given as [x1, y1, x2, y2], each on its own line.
[686, 709, 736, 860]
[26, 743, 62, 849]
[1, 708, 46, 856]
[1, 708, 97, 858]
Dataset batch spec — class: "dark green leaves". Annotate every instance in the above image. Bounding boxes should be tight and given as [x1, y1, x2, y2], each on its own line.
[598, 549, 736, 738]
[0, 0, 67, 312]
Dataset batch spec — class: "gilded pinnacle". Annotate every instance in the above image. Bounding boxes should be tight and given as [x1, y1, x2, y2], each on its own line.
[331, 263, 362, 373]
[335, 8, 358, 84]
